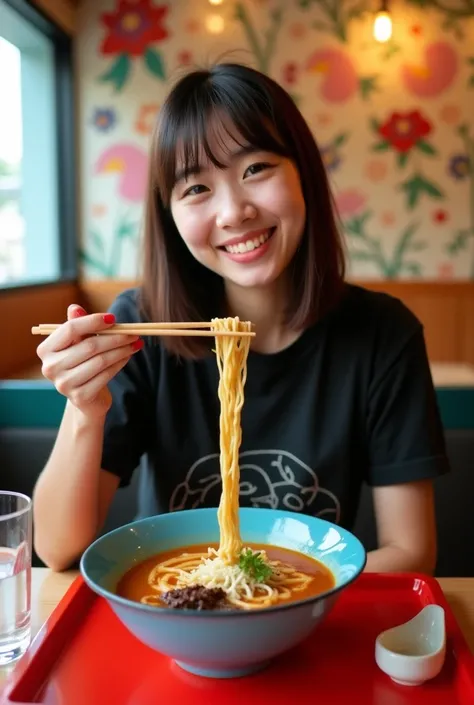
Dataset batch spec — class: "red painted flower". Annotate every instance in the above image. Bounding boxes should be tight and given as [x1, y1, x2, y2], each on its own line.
[282, 62, 298, 86]
[433, 209, 448, 223]
[177, 50, 192, 66]
[100, 0, 169, 57]
[379, 111, 432, 153]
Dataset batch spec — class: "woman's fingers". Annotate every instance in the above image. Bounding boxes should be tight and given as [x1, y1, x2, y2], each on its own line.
[43, 332, 140, 379]
[46, 338, 143, 392]
[65, 357, 138, 408]
[37, 310, 118, 355]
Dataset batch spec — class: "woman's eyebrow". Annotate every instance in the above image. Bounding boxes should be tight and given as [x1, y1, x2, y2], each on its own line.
[174, 145, 262, 186]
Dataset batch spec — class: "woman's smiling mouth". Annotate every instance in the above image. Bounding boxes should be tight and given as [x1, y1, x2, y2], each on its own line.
[218, 227, 276, 262]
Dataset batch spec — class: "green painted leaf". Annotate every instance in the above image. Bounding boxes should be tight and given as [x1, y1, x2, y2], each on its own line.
[78, 249, 110, 276]
[313, 21, 329, 31]
[350, 250, 377, 262]
[372, 141, 390, 152]
[98, 54, 131, 92]
[381, 42, 402, 61]
[446, 228, 474, 255]
[416, 140, 437, 156]
[118, 222, 138, 239]
[420, 178, 444, 198]
[397, 152, 409, 168]
[403, 261, 422, 276]
[393, 222, 419, 262]
[359, 76, 379, 101]
[370, 116, 381, 132]
[399, 174, 444, 209]
[89, 230, 105, 256]
[345, 211, 373, 237]
[469, 75, 474, 87]
[144, 48, 166, 81]
[333, 132, 349, 148]
[348, 2, 366, 20]
[409, 240, 428, 252]
[468, 57, 474, 65]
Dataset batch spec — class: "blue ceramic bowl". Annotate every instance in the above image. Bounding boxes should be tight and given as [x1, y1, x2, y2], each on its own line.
[80, 507, 366, 678]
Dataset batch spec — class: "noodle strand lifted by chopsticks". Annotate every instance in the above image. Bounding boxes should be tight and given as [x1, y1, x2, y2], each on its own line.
[213, 317, 252, 565]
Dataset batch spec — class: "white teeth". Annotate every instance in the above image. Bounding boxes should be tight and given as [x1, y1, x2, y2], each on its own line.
[224, 229, 272, 254]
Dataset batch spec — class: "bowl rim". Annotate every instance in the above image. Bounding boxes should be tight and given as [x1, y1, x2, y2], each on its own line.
[80, 507, 367, 618]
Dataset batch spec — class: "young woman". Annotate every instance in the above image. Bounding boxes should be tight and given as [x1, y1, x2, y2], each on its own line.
[33, 62, 449, 573]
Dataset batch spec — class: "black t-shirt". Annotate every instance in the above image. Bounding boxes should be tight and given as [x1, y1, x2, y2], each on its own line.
[101, 283, 449, 531]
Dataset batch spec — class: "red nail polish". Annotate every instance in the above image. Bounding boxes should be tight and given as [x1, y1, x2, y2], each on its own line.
[103, 314, 115, 324]
[132, 339, 144, 351]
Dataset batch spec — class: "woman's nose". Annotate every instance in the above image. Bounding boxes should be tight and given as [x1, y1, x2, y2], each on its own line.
[215, 192, 257, 229]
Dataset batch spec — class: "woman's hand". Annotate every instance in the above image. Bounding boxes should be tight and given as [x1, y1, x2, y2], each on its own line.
[36, 304, 143, 419]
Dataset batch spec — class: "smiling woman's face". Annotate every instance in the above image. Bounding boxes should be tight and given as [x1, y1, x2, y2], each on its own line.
[169, 121, 307, 291]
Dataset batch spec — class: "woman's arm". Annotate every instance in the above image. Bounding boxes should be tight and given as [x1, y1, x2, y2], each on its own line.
[365, 479, 437, 574]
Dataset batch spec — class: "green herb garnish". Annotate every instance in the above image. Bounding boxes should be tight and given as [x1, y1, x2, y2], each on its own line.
[238, 549, 273, 583]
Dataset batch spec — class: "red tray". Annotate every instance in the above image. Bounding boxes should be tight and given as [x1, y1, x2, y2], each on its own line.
[1, 573, 474, 704]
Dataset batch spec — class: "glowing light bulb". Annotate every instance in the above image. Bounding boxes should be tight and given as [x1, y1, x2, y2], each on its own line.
[209, 0, 223, 5]
[206, 14, 225, 34]
[373, 10, 392, 42]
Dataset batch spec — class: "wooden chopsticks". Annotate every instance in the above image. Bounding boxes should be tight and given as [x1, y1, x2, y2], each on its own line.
[31, 322, 256, 338]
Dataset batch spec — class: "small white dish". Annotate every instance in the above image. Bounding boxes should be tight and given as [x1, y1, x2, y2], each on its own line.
[375, 605, 446, 686]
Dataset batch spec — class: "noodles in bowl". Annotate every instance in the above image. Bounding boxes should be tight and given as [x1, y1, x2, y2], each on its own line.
[80, 317, 367, 678]
[117, 317, 332, 612]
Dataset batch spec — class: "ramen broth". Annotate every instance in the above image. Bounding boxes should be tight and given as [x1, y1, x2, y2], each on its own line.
[116, 543, 336, 608]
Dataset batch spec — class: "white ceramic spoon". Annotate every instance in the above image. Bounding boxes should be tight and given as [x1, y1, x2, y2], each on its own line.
[375, 605, 446, 686]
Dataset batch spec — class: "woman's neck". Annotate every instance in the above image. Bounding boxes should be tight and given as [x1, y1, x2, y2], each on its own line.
[224, 278, 302, 354]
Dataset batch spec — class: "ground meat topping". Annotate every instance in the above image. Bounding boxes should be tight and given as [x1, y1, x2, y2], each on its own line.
[160, 585, 228, 610]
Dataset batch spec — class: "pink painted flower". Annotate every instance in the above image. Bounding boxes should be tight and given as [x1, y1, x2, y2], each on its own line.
[184, 19, 199, 34]
[365, 159, 388, 182]
[380, 211, 396, 226]
[289, 23, 306, 39]
[438, 262, 454, 279]
[95, 143, 148, 202]
[401, 42, 458, 98]
[306, 48, 358, 103]
[91, 204, 107, 218]
[315, 113, 333, 127]
[439, 104, 461, 125]
[335, 189, 367, 218]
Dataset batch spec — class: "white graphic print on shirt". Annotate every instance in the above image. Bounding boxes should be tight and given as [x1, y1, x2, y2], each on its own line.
[169, 449, 341, 523]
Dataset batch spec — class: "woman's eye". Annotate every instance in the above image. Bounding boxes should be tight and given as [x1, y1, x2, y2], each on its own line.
[244, 162, 272, 178]
[183, 184, 208, 197]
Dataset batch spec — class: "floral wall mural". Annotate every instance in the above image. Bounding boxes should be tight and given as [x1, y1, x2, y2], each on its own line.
[76, 0, 474, 280]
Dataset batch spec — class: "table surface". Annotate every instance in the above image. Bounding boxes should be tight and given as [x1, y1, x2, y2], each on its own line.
[1, 569, 474, 686]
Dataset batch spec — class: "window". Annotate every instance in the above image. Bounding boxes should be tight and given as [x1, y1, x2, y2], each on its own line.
[0, 0, 76, 288]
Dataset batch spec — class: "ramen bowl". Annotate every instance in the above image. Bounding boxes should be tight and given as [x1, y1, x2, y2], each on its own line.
[80, 507, 366, 679]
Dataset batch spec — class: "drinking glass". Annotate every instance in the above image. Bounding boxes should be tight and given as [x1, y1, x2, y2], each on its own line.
[0, 491, 32, 665]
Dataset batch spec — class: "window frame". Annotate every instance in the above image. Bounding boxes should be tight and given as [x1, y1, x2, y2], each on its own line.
[0, 0, 77, 292]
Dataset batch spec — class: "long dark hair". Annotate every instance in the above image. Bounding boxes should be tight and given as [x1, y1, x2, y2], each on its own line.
[140, 62, 346, 357]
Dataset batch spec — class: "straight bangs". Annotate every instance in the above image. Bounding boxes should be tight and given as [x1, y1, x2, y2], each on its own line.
[152, 71, 290, 207]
